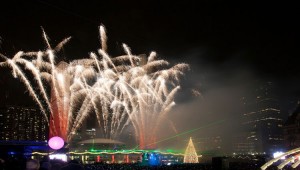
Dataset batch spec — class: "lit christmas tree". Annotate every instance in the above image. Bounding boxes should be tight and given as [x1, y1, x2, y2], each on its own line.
[184, 137, 199, 163]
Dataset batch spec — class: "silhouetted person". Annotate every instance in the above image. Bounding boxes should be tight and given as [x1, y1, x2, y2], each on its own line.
[26, 159, 40, 170]
[0, 158, 5, 170]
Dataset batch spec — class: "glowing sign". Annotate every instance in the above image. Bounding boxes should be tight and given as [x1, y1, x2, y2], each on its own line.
[48, 136, 64, 150]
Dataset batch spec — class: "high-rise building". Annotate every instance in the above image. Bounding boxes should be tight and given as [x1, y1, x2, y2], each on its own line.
[283, 103, 300, 150]
[196, 136, 222, 155]
[233, 132, 255, 154]
[237, 81, 284, 154]
[0, 105, 47, 141]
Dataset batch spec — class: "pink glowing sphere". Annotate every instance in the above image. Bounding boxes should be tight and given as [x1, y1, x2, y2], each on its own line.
[48, 136, 64, 150]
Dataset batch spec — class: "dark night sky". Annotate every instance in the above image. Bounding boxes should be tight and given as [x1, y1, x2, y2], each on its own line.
[1, 1, 299, 73]
[0, 0, 300, 149]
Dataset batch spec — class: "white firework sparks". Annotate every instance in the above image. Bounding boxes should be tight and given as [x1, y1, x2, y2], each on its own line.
[0, 26, 189, 148]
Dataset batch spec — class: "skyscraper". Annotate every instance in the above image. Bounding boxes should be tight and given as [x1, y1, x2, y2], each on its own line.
[238, 81, 284, 154]
[283, 103, 300, 150]
[0, 105, 47, 141]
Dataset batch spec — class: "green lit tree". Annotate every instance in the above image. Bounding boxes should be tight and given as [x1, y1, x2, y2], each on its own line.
[184, 137, 199, 163]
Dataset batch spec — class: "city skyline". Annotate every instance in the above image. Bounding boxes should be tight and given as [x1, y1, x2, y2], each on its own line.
[0, 1, 299, 154]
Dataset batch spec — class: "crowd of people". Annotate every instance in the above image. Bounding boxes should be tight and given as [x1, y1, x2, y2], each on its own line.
[84, 163, 211, 170]
[0, 156, 213, 170]
[0, 157, 212, 170]
[0, 157, 85, 170]
[1, 156, 297, 170]
[0, 156, 85, 170]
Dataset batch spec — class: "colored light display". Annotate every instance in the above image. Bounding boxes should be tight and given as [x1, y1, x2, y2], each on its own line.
[183, 137, 199, 163]
[48, 136, 64, 150]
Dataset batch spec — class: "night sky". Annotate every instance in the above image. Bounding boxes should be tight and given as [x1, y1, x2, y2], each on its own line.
[0, 0, 299, 150]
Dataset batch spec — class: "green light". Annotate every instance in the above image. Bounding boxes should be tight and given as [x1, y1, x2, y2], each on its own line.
[167, 149, 174, 152]
[133, 119, 226, 149]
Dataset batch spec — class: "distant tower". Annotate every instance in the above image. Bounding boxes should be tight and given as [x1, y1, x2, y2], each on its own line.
[241, 81, 284, 154]
[184, 137, 199, 163]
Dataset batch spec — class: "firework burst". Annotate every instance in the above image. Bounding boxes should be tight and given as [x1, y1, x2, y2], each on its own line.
[0, 26, 189, 149]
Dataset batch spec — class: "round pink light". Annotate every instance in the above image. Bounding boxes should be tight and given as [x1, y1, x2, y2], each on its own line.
[48, 136, 64, 150]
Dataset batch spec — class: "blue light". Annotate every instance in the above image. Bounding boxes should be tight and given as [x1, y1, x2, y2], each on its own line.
[8, 151, 16, 155]
[149, 152, 160, 166]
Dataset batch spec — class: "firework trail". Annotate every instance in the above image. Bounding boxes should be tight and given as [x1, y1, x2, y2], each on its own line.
[0, 26, 188, 148]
